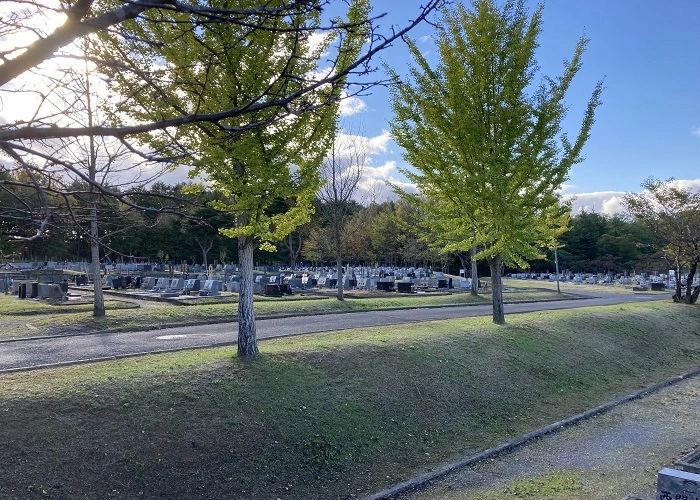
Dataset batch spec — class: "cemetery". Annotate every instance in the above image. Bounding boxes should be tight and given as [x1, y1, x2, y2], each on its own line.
[5, 260, 695, 308]
[3, 0, 700, 497]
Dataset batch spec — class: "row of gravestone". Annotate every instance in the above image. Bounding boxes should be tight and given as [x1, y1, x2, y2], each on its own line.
[13, 281, 68, 301]
[140, 277, 221, 296]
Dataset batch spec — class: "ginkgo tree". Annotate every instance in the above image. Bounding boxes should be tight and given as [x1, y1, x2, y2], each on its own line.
[1, 0, 443, 243]
[99, 0, 370, 357]
[387, 0, 602, 324]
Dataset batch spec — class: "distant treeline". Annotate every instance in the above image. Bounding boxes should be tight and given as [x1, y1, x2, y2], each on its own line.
[1, 182, 664, 275]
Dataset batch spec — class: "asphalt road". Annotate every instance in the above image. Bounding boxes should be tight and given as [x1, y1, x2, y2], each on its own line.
[0, 292, 669, 372]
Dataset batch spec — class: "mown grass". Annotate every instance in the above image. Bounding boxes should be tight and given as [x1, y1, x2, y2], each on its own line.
[0, 287, 570, 339]
[0, 299, 138, 315]
[1, 301, 699, 499]
[501, 277, 662, 295]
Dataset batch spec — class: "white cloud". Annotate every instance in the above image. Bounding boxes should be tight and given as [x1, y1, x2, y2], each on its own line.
[308, 32, 331, 57]
[600, 195, 625, 214]
[366, 130, 391, 156]
[563, 178, 700, 215]
[563, 191, 627, 215]
[363, 160, 399, 181]
[668, 178, 700, 191]
[419, 35, 431, 44]
[339, 95, 367, 116]
[352, 160, 418, 203]
[557, 183, 576, 193]
[692, 127, 700, 137]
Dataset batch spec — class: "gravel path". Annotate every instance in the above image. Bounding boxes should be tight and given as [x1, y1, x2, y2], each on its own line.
[403, 373, 700, 499]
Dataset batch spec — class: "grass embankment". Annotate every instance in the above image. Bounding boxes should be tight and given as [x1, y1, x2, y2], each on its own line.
[0, 287, 568, 339]
[1, 301, 699, 499]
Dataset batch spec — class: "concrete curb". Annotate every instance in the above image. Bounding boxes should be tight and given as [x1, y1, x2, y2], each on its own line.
[364, 366, 700, 500]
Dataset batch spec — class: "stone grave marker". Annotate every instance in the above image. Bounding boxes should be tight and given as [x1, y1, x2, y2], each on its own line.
[201, 280, 220, 296]
[37, 283, 50, 299]
[47, 284, 66, 302]
[657, 467, 700, 500]
[154, 278, 169, 291]
[168, 278, 183, 291]
[184, 279, 200, 293]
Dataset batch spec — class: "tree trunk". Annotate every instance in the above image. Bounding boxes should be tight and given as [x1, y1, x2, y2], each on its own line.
[285, 232, 302, 269]
[457, 252, 468, 290]
[470, 247, 479, 296]
[673, 255, 683, 303]
[691, 284, 700, 305]
[335, 228, 344, 301]
[197, 239, 213, 269]
[237, 236, 259, 358]
[90, 212, 105, 317]
[684, 259, 699, 305]
[488, 254, 505, 324]
[554, 243, 561, 295]
[85, 47, 104, 318]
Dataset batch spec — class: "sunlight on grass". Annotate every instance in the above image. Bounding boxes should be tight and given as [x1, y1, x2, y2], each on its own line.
[1, 301, 699, 498]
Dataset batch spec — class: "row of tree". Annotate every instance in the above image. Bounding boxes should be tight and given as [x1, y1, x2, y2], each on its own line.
[1, 0, 444, 356]
[0, 174, 671, 278]
[3, 1, 698, 357]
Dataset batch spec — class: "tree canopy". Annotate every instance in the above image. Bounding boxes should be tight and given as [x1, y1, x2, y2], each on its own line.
[387, 0, 602, 323]
[624, 178, 700, 304]
[1, 0, 444, 242]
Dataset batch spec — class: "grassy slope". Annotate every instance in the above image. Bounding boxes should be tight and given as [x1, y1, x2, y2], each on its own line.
[1, 300, 699, 499]
[0, 288, 571, 339]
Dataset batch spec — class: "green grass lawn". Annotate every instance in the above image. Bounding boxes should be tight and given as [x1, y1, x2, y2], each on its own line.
[1, 301, 699, 499]
[0, 287, 571, 339]
[501, 276, 663, 295]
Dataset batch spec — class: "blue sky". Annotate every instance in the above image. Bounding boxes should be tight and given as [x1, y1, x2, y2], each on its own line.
[341, 0, 700, 213]
[4, 0, 697, 215]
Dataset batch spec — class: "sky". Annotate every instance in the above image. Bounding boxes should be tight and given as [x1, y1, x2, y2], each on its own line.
[2, 0, 700, 216]
[310, 0, 700, 214]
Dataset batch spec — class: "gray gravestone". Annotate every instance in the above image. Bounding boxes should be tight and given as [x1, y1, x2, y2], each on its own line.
[657, 468, 700, 500]
[154, 278, 169, 290]
[184, 279, 200, 292]
[37, 283, 50, 299]
[201, 280, 220, 296]
[47, 284, 66, 302]
[168, 278, 183, 291]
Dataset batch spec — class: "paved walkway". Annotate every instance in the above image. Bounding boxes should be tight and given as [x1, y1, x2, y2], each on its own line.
[0, 291, 666, 372]
[401, 372, 700, 499]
